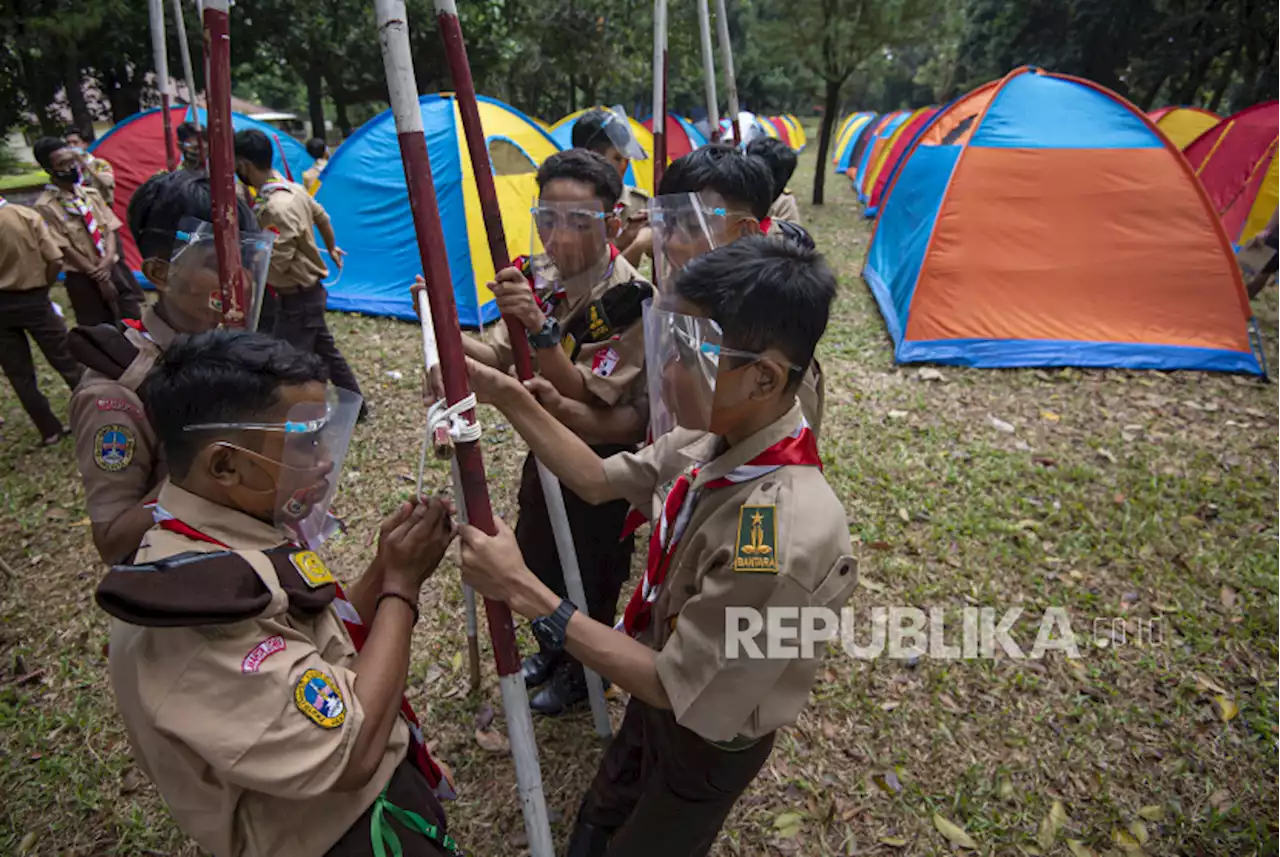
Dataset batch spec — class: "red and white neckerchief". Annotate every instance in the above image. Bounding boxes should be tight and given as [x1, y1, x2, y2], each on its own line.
[759, 216, 774, 235]
[253, 176, 291, 210]
[146, 505, 455, 799]
[516, 244, 621, 316]
[618, 417, 821, 637]
[51, 186, 105, 257]
[121, 318, 155, 344]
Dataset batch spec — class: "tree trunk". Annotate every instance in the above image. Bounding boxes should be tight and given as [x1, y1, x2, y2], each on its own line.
[1206, 42, 1244, 114]
[105, 66, 142, 124]
[305, 67, 325, 140]
[812, 77, 842, 207]
[332, 86, 352, 139]
[63, 47, 93, 137]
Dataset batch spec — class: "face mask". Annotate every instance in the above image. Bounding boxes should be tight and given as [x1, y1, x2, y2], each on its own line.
[53, 166, 81, 185]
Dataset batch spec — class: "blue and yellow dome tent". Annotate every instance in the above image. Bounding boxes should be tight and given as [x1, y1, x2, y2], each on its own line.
[314, 94, 559, 326]
[549, 109, 655, 194]
[832, 112, 876, 173]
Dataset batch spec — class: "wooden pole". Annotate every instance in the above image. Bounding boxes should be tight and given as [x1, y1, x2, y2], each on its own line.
[435, 0, 612, 741]
[201, 0, 246, 326]
[651, 0, 668, 188]
[149, 0, 177, 170]
[374, 3, 552, 853]
[713, 0, 741, 144]
[697, 0, 720, 142]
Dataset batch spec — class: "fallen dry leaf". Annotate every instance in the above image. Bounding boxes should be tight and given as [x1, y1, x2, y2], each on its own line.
[887, 409, 908, 420]
[932, 813, 978, 849]
[474, 728, 510, 754]
[1193, 673, 1229, 695]
[879, 700, 900, 712]
[1040, 410, 1061, 422]
[1066, 840, 1098, 857]
[1097, 447, 1117, 464]
[996, 775, 1015, 801]
[1111, 827, 1144, 854]
[871, 770, 902, 795]
[897, 508, 910, 522]
[1213, 695, 1239, 722]
[987, 414, 1015, 433]
[17, 832, 37, 855]
[773, 811, 803, 838]
[474, 703, 495, 732]
[916, 367, 945, 381]
[879, 835, 908, 847]
[1128, 819, 1149, 846]
[1137, 805, 1165, 822]
[1219, 586, 1237, 609]
[119, 768, 145, 795]
[1207, 789, 1230, 812]
[1036, 799, 1069, 849]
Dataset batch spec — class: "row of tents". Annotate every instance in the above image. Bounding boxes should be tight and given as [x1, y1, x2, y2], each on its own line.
[832, 66, 1276, 376]
[88, 102, 805, 327]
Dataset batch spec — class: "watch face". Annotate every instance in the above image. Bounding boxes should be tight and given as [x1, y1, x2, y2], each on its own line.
[533, 615, 565, 650]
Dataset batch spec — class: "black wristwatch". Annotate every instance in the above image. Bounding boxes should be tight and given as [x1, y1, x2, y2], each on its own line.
[531, 599, 578, 653]
[527, 316, 562, 350]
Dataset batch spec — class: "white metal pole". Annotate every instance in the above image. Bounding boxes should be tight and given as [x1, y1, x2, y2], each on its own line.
[713, 0, 741, 144]
[697, 0, 720, 139]
[148, 0, 178, 170]
[651, 0, 667, 155]
[171, 0, 199, 132]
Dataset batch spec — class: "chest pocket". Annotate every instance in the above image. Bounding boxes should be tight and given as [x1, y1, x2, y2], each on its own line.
[808, 554, 858, 609]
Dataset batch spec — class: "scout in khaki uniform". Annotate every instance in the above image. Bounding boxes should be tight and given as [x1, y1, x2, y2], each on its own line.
[303, 138, 329, 194]
[656, 144, 826, 440]
[0, 196, 83, 444]
[234, 129, 363, 407]
[460, 236, 857, 857]
[64, 125, 118, 207]
[32, 137, 142, 328]
[746, 136, 802, 229]
[571, 107, 654, 267]
[96, 329, 460, 857]
[177, 122, 208, 171]
[68, 169, 268, 564]
[447, 149, 652, 714]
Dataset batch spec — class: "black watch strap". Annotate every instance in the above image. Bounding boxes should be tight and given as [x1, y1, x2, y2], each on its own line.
[534, 599, 578, 652]
[527, 316, 561, 350]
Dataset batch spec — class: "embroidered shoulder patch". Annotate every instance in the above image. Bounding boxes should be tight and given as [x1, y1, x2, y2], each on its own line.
[290, 551, 335, 588]
[586, 299, 612, 342]
[96, 397, 142, 419]
[93, 424, 135, 472]
[295, 668, 346, 728]
[241, 635, 286, 673]
[592, 346, 620, 378]
[734, 505, 779, 573]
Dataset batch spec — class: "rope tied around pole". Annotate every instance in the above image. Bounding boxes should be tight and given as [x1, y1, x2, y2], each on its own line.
[428, 394, 483, 445]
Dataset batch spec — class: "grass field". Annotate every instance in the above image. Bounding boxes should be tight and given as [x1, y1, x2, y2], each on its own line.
[0, 140, 1276, 857]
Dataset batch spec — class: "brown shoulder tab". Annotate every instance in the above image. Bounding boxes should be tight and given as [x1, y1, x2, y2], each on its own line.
[562, 280, 654, 360]
[68, 324, 140, 383]
[96, 547, 336, 627]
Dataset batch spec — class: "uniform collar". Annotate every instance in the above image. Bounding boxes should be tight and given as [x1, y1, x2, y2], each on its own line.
[141, 306, 179, 350]
[688, 401, 804, 490]
[155, 481, 288, 551]
[560, 246, 617, 304]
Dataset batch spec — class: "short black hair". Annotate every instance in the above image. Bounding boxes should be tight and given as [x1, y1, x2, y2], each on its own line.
[306, 138, 327, 159]
[33, 137, 69, 171]
[657, 144, 774, 220]
[537, 149, 623, 209]
[571, 108, 617, 155]
[141, 330, 328, 479]
[129, 169, 257, 260]
[674, 235, 835, 386]
[745, 137, 797, 205]
[176, 121, 204, 142]
[233, 129, 273, 170]
[63, 125, 89, 141]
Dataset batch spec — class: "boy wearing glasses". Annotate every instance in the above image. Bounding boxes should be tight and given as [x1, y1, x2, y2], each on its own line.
[459, 237, 857, 857]
[457, 148, 653, 715]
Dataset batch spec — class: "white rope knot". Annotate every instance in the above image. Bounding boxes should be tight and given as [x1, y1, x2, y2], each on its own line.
[427, 393, 482, 444]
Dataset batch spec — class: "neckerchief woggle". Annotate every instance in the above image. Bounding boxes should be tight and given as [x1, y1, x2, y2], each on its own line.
[618, 417, 821, 637]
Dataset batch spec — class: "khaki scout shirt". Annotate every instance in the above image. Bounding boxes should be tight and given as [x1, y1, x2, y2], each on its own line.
[0, 200, 64, 291]
[602, 402, 857, 742]
[487, 250, 650, 406]
[303, 158, 328, 195]
[109, 482, 409, 857]
[34, 184, 121, 269]
[69, 307, 175, 532]
[616, 184, 649, 223]
[767, 192, 801, 228]
[798, 360, 825, 441]
[254, 173, 331, 290]
[82, 154, 117, 207]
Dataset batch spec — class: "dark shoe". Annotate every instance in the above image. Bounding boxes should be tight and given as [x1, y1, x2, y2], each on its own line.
[530, 661, 587, 716]
[520, 648, 560, 689]
[357, 402, 372, 423]
[40, 425, 71, 447]
[565, 818, 612, 857]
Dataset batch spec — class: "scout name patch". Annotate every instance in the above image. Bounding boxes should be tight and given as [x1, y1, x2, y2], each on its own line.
[95, 397, 142, 419]
[592, 346, 620, 378]
[734, 505, 779, 573]
[242, 635, 286, 673]
[93, 425, 135, 472]
[290, 550, 335, 589]
[295, 668, 346, 728]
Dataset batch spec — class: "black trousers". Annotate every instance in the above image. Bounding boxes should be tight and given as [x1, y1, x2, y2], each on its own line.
[63, 262, 142, 327]
[272, 284, 362, 397]
[0, 288, 84, 437]
[572, 698, 776, 857]
[515, 448, 635, 629]
[324, 760, 451, 857]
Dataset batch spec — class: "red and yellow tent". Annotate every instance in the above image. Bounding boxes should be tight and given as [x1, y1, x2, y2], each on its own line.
[1148, 106, 1221, 150]
[864, 106, 939, 215]
[1183, 101, 1278, 246]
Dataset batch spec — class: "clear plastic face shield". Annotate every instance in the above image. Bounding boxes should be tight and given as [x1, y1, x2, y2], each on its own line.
[648, 192, 729, 286]
[530, 197, 611, 288]
[643, 297, 723, 440]
[590, 106, 648, 162]
[166, 219, 276, 331]
[184, 385, 363, 548]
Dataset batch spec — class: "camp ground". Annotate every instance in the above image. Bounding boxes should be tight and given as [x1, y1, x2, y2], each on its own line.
[0, 0, 1276, 854]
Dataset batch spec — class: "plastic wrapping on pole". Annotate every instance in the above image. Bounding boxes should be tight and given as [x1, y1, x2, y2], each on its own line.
[713, 0, 741, 144]
[201, 0, 246, 324]
[697, 0, 720, 141]
[436, 0, 612, 739]
[172, 0, 199, 130]
[651, 0, 668, 190]
[149, 0, 177, 171]
[377, 5, 552, 854]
